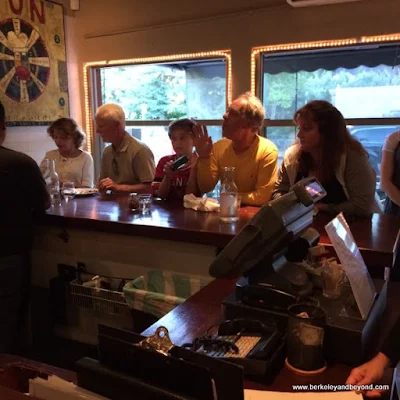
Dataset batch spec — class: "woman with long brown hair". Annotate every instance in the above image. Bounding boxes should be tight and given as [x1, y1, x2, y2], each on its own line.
[273, 100, 378, 216]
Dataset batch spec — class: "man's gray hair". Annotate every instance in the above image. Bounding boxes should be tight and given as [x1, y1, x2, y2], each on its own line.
[236, 92, 265, 133]
[96, 103, 126, 130]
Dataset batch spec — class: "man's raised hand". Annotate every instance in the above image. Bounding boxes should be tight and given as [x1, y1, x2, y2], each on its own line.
[193, 124, 213, 159]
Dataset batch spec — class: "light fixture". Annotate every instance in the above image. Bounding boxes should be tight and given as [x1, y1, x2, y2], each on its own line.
[361, 33, 400, 43]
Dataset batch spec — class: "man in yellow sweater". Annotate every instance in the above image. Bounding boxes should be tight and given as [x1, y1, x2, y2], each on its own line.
[194, 92, 278, 206]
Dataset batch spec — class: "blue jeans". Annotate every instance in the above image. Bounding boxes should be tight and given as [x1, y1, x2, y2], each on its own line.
[0, 254, 23, 353]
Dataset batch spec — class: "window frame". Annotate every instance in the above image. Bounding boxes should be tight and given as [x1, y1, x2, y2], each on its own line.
[251, 34, 400, 131]
[83, 51, 232, 171]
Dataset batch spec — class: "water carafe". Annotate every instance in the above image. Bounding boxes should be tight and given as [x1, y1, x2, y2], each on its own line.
[219, 166, 239, 223]
[48, 160, 61, 205]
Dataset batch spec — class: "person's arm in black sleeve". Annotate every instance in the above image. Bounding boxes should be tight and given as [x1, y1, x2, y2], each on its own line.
[380, 317, 400, 365]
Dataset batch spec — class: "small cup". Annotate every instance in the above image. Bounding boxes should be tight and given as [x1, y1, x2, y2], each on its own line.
[128, 193, 140, 211]
[61, 181, 76, 202]
[138, 194, 152, 214]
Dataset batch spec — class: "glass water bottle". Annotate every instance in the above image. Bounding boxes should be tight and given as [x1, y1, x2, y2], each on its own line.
[219, 166, 239, 223]
[41, 158, 51, 183]
[48, 160, 61, 205]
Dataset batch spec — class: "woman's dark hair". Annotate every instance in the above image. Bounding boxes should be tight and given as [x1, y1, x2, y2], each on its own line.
[47, 118, 86, 148]
[294, 100, 366, 182]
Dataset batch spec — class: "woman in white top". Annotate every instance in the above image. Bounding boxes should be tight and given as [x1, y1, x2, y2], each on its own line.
[41, 118, 94, 188]
[380, 130, 400, 215]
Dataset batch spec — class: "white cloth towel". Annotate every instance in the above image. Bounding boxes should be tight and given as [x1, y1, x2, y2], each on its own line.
[183, 194, 220, 212]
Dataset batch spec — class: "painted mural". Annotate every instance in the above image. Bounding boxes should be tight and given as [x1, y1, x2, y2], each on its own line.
[0, 0, 68, 126]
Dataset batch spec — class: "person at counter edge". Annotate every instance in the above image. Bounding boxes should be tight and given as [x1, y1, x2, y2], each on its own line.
[0, 100, 50, 352]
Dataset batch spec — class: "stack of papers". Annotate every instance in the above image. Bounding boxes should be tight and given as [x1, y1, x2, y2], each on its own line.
[29, 375, 109, 400]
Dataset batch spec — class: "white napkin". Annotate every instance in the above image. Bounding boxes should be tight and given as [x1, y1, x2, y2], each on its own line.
[183, 194, 220, 212]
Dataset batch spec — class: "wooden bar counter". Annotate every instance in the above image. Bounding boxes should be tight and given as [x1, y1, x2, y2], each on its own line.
[141, 277, 400, 393]
[140, 278, 351, 391]
[8, 193, 398, 396]
[30, 194, 399, 344]
[36, 194, 400, 271]
[1, 278, 398, 397]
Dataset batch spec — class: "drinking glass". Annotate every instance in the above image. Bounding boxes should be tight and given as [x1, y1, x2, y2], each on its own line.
[61, 181, 76, 202]
[138, 194, 152, 214]
[128, 193, 140, 211]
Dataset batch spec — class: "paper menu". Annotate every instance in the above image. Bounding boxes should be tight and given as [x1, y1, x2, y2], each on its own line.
[324, 213, 376, 320]
[244, 389, 361, 399]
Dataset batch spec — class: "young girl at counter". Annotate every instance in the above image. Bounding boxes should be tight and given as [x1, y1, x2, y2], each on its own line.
[153, 118, 199, 200]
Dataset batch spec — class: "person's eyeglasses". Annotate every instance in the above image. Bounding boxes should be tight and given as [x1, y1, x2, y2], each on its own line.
[112, 157, 119, 175]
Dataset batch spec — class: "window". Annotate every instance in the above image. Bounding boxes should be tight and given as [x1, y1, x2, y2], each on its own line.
[86, 53, 230, 168]
[255, 39, 400, 198]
